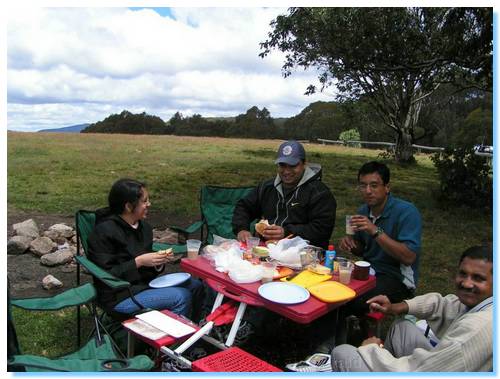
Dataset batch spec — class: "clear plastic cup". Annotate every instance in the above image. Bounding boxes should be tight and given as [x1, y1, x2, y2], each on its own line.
[261, 261, 277, 283]
[338, 258, 353, 284]
[247, 237, 261, 250]
[186, 239, 202, 260]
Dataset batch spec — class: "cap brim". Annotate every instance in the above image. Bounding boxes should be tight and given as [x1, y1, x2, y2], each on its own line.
[275, 157, 301, 165]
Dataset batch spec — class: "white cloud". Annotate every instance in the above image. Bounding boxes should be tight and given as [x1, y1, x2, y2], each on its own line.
[7, 7, 333, 131]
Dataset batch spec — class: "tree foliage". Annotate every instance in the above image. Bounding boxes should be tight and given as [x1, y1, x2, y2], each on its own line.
[82, 110, 168, 134]
[260, 7, 493, 162]
[431, 147, 492, 210]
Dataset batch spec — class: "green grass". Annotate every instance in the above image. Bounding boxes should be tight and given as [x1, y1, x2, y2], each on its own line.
[8, 131, 492, 357]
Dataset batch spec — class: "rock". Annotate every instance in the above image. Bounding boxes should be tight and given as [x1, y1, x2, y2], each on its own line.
[43, 230, 69, 245]
[13, 219, 40, 238]
[30, 237, 57, 256]
[40, 248, 75, 266]
[48, 223, 75, 239]
[153, 228, 182, 244]
[42, 275, 63, 290]
[7, 235, 33, 255]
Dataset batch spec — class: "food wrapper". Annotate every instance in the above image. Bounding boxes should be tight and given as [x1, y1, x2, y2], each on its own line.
[268, 236, 309, 269]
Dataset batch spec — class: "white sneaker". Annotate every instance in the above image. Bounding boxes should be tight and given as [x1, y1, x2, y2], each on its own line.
[286, 353, 332, 372]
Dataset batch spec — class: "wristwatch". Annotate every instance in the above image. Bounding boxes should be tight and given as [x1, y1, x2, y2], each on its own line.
[372, 227, 384, 239]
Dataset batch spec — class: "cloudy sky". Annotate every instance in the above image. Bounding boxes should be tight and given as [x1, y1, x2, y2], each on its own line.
[6, 7, 336, 132]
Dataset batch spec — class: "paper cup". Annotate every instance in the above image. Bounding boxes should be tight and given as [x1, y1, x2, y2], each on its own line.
[353, 261, 371, 281]
[186, 239, 202, 260]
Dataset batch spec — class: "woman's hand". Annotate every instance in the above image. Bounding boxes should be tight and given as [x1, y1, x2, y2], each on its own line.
[135, 252, 171, 268]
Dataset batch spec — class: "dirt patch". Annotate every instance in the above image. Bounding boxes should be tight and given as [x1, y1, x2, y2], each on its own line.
[7, 209, 200, 299]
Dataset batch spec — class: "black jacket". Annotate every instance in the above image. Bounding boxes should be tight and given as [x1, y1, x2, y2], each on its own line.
[87, 212, 155, 312]
[232, 164, 336, 249]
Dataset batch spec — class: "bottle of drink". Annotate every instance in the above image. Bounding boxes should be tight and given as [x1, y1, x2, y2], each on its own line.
[346, 315, 365, 347]
[323, 244, 336, 271]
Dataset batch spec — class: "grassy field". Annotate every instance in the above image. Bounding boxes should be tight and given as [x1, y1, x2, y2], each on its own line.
[8, 131, 492, 360]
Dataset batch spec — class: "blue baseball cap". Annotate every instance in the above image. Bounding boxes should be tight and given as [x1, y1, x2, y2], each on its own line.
[275, 140, 306, 165]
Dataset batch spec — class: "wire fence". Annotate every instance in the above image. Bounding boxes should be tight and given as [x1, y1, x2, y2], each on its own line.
[316, 138, 445, 153]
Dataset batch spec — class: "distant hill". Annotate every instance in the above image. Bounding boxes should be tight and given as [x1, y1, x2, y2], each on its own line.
[38, 123, 90, 133]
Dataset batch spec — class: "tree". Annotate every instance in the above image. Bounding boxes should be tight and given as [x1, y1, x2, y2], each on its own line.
[260, 7, 492, 162]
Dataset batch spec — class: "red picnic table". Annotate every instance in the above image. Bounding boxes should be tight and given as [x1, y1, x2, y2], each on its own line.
[181, 256, 376, 324]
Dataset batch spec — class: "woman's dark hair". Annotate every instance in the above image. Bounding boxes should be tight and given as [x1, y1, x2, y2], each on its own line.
[108, 178, 146, 215]
[358, 161, 390, 184]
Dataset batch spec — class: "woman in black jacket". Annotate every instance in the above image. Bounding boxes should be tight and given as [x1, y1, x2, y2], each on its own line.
[88, 178, 202, 318]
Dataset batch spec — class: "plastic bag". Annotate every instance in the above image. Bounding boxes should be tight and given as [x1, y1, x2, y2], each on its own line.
[227, 259, 263, 283]
[268, 236, 309, 269]
[201, 237, 243, 270]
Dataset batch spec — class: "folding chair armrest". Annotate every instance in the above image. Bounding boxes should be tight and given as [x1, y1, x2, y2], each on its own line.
[11, 283, 96, 311]
[75, 256, 131, 290]
[152, 242, 186, 255]
[169, 220, 203, 236]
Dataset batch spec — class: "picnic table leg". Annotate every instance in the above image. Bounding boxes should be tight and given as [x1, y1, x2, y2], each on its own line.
[224, 302, 247, 347]
[211, 292, 224, 312]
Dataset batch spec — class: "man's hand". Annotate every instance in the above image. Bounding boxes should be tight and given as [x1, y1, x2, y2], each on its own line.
[361, 336, 384, 348]
[237, 230, 253, 243]
[339, 235, 357, 252]
[367, 295, 409, 316]
[261, 224, 285, 241]
[350, 215, 377, 236]
[135, 252, 171, 268]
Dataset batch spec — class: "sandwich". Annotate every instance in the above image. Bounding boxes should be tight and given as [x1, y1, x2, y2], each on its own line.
[156, 248, 173, 256]
[255, 219, 270, 235]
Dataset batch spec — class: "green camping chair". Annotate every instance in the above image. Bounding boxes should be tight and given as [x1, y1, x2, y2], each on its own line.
[74, 210, 201, 345]
[199, 185, 256, 245]
[8, 283, 154, 372]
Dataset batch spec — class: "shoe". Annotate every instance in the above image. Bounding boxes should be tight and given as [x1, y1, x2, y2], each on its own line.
[233, 321, 255, 346]
[286, 353, 332, 372]
[161, 357, 191, 372]
[185, 346, 207, 361]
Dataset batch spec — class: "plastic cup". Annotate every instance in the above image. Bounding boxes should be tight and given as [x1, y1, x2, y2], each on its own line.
[247, 237, 261, 250]
[346, 215, 355, 235]
[261, 261, 277, 283]
[353, 261, 371, 281]
[186, 239, 202, 260]
[338, 258, 353, 284]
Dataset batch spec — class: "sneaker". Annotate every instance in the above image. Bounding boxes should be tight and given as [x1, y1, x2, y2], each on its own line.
[185, 346, 207, 361]
[286, 353, 332, 372]
[233, 321, 255, 346]
[161, 357, 191, 372]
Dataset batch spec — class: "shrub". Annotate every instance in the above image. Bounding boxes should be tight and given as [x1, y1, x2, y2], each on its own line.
[339, 128, 361, 148]
[431, 146, 492, 210]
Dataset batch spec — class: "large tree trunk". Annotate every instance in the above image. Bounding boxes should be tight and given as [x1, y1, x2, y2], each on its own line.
[395, 130, 414, 163]
[393, 97, 423, 163]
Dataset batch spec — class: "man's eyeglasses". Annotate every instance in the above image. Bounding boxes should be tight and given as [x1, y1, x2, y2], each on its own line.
[357, 183, 384, 191]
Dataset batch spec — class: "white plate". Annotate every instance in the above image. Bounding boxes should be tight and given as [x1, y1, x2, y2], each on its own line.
[258, 282, 310, 305]
[370, 267, 376, 276]
[149, 273, 191, 288]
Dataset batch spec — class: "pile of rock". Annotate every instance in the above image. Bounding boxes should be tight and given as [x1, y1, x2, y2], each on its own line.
[8, 219, 77, 289]
[7, 218, 183, 291]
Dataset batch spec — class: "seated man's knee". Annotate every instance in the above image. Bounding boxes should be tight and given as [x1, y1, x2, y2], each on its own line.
[331, 344, 367, 372]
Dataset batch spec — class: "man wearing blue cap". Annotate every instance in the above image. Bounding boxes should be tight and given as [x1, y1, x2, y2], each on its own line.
[233, 140, 336, 249]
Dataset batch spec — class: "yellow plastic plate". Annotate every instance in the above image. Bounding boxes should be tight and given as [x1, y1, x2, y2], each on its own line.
[281, 270, 332, 288]
[308, 281, 356, 303]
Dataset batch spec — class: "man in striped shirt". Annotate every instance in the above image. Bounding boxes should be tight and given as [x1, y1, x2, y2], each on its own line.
[331, 244, 493, 372]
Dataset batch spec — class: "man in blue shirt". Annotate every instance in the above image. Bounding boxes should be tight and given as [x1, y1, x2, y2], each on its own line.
[287, 161, 422, 372]
[339, 161, 422, 315]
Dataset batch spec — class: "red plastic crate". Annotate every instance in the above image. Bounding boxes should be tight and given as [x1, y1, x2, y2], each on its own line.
[191, 347, 282, 372]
